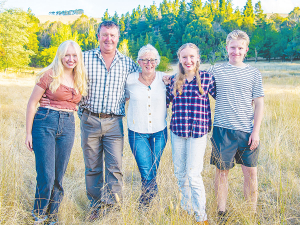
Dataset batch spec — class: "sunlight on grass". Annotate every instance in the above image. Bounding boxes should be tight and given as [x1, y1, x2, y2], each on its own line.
[0, 64, 300, 224]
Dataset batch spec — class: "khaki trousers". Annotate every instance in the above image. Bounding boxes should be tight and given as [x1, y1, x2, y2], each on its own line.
[80, 110, 124, 206]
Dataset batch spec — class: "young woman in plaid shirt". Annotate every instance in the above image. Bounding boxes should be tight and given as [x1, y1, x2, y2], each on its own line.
[166, 43, 215, 224]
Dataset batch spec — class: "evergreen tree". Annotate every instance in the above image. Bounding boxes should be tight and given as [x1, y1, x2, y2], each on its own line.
[254, 1, 266, 22]
[225, 0, 234, 20]
[182, 18, 214, 58]
[102, 9, 111, 21]
[189, 0, 203, 20]
[160, 12, 176, 45]
[112, 11, 119, 24]
[242, 0, 255, 34]
[155, 41, 162, 56]
[243, 0, 254, 19]
[172, 0, 180, 16]
[147, 3, 158, 27]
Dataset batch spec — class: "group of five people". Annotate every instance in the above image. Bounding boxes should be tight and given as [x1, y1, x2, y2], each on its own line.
[25, 20, 264, 224]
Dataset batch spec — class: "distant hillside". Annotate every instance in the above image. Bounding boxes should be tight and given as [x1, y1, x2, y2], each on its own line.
[36, 15, 102, 24]
[266, 13, 288, 18]
[36, 13, 288, 24]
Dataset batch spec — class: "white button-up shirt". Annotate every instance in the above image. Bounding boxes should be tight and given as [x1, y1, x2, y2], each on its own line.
[125, 71, 167, 133]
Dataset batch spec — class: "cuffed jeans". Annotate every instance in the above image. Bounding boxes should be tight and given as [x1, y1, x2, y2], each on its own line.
[32, 107, 75, 218]
[80, 110, 124, 207]
[171, 132, 208, 222]
[128, 127, 167, 205]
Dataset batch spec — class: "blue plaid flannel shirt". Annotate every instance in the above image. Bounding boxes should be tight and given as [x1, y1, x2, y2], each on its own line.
[166, 71, 216, 138]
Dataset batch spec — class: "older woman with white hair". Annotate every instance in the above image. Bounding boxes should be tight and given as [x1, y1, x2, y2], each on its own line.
[125, 44, 167, 208]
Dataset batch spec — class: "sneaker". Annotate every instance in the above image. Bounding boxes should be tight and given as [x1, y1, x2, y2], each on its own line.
[87, 209, 100, 222]
[102, 204, 120, 217]
[32, 211, 48, 224]
[196, 220, 209, 225]
[217, 210, 228, 225]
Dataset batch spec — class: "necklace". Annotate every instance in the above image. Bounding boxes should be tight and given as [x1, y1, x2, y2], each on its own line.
[63, 75, 74, 88]
[140, 73, 155, 90]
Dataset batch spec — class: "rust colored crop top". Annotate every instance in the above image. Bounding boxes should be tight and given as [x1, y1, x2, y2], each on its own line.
[36, 70, 82, 111]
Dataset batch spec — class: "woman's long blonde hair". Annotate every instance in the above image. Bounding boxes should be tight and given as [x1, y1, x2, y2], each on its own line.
[173, 43, 204, 96]
[36, 40, 87, 96]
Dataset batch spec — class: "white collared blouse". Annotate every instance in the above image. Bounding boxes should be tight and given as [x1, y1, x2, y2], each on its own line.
[125, 71, 167, 134]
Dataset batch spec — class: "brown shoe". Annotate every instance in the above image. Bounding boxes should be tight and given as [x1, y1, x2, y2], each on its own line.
[197, 220, 209, 225]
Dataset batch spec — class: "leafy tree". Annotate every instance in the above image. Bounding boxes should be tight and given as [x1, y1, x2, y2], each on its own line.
[36, 46, 57, 67]
[26, 9, 41, 66]
[81, 25, 98, 51]
[71, 14, 90, 34]
[157, 56, 170, 71]
[38, 21, 64, 48]
[269, 13, 288, 30]
[50, 24, 79, 47]
[118, 39, 130, 57]
[289, 7, 300, 23]
[0, 9, 34, 69]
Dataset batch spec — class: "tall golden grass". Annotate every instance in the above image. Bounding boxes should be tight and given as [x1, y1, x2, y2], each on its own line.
[0, 62, 300, 224]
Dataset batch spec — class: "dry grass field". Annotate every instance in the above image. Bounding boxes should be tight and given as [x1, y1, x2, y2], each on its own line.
[0, 61, 300, 224]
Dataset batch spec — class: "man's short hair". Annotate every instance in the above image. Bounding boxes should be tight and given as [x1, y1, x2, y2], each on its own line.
[226, 30, 250, 47]
[97, 20, 120, 36]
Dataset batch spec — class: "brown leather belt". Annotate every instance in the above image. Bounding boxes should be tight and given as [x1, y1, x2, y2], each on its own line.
[85, 109, 113, 118]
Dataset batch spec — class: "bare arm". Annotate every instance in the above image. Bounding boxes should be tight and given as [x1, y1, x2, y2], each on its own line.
[248, 97, 264, 150]
[25, 85, 46, 151]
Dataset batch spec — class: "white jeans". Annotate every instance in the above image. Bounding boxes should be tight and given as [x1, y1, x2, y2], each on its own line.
[171, 132, 208, 222]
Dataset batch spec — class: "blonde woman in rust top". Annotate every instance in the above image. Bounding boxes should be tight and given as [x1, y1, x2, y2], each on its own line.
[25, 40, 87, 224]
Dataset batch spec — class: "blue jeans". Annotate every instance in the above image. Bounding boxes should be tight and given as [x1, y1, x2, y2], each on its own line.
[32, 107, 75, 218]
[128, 127, 168, 205]
[171, 132, 208, 222]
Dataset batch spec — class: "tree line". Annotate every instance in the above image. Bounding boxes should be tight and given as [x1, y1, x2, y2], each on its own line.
[0, 0, 300, 71]
[49, 9, 84, 16]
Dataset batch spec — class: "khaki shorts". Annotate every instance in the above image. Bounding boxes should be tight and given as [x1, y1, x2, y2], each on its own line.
[210, 126, 259, 170]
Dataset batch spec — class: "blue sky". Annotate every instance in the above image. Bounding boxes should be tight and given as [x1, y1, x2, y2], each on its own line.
[3, 0, 299, 18]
